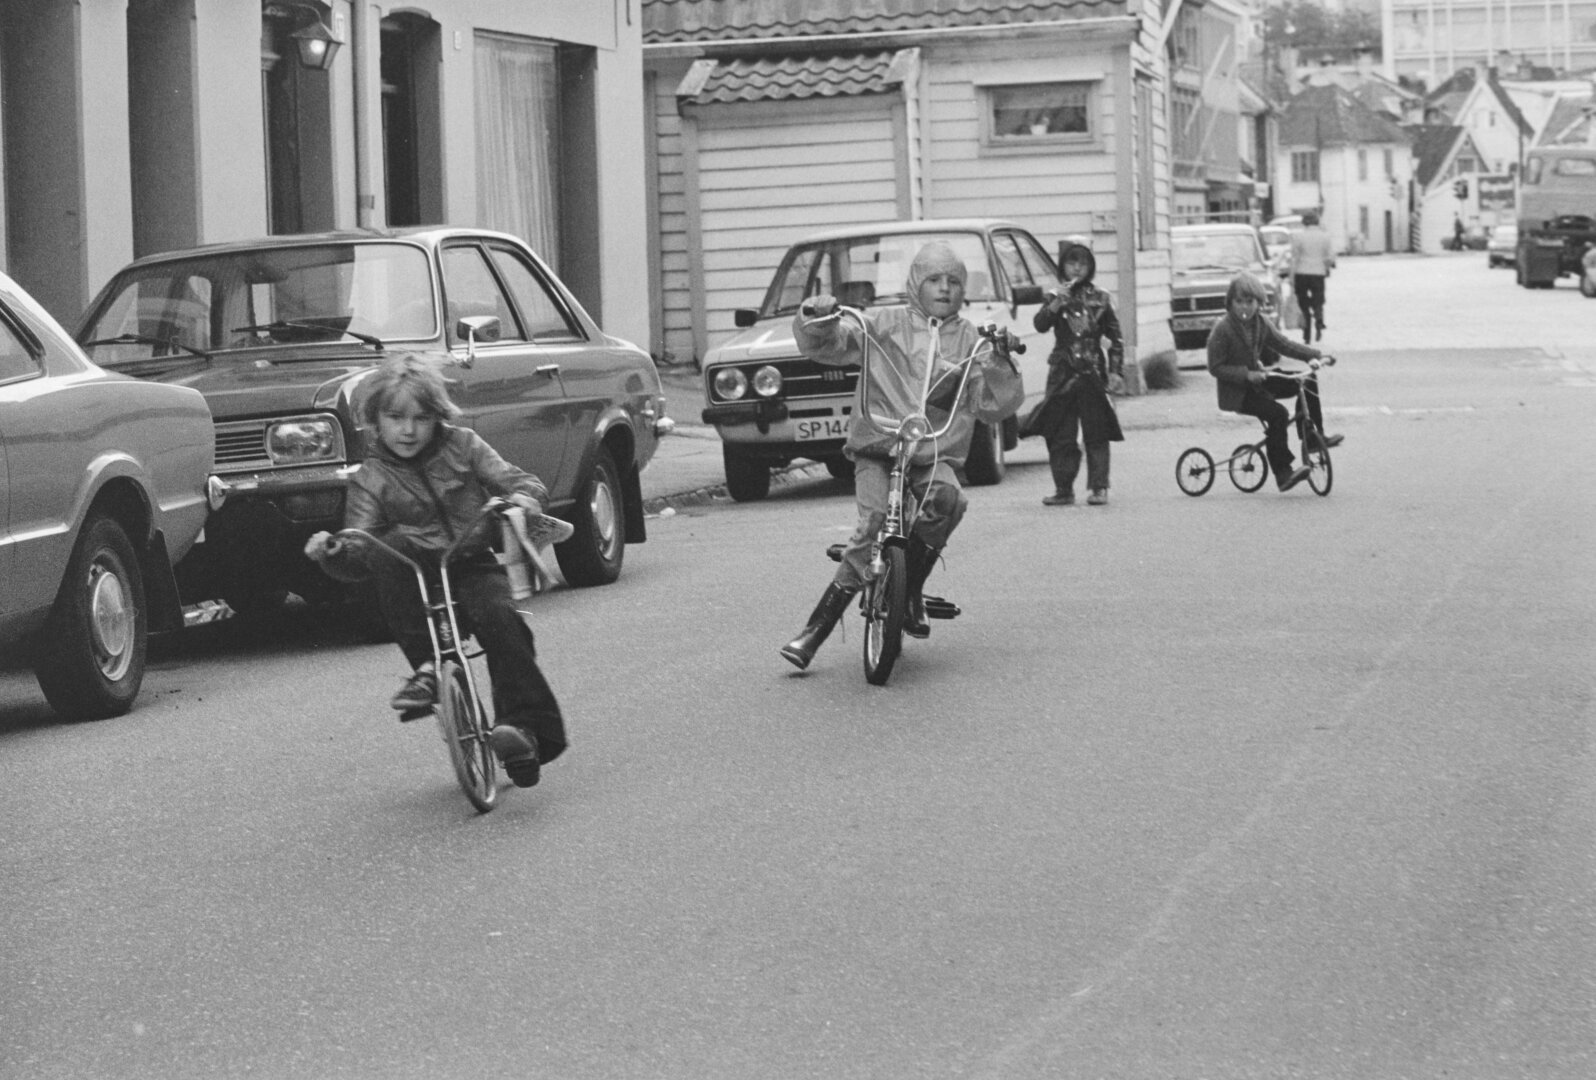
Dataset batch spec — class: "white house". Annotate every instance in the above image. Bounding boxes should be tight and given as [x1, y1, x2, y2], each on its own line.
[1276, 83, 1413, 253]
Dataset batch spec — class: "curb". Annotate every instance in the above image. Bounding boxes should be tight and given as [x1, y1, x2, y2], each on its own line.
[643, 458, 832, 517]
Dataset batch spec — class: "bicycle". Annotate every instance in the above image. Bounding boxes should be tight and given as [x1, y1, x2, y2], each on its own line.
[803, 304, 1021, 686]
[324, 498, 572, 812]
[1176, 359, 1335, 498]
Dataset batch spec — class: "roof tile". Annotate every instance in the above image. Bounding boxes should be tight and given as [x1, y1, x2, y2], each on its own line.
[644, 0, 1125, 44]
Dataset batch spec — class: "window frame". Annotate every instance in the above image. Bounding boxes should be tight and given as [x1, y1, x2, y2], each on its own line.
[978, 79, 1101, 154]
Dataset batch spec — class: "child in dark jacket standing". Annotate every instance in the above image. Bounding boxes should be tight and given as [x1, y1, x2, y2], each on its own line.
[1027, 241, 1125, 506]
[304, 353, 566, 788]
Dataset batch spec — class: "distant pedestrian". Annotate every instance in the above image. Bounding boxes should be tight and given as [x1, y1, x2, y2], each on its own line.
[1025, 241, 1124, 507]
[1288, 212, 1335, 345]
[1453, 214, 1465, 250]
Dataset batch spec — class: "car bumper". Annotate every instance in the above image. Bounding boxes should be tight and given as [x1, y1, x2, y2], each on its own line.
[206, 462, 357, 515]
[701, 399, 790, 430]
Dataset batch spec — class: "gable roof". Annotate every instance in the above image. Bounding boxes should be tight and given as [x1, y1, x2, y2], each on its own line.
[1280, 84, 1410, 148]
[676, 50, 919, 105]
[643, 0, 1127, 44]
[1404, 123, 1466, 187]
[1482, 70, 1534, 136]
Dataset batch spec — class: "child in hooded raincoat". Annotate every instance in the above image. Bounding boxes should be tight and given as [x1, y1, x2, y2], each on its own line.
[303, 353, 567, 789]
[1026, 241, 1125, 506]
[778, 241, 1025, 671]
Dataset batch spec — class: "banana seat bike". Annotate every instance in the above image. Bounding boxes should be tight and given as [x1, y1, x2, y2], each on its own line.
[324, 498, 572, 812]
[805, 304, 1021, 686]
[1176, 358, 1336, 497]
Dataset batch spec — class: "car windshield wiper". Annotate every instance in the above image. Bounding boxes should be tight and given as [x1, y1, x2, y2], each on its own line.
[80, 333, 212, 363]
[231, 319, 386, 351]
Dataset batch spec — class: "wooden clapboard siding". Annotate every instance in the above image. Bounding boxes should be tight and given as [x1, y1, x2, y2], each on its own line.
[688, 97, 901, 360]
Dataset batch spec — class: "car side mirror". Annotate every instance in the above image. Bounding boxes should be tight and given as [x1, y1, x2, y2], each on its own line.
[1009, 283, 1044, 318]
[456, 314, 500, 368]
[734, 309, 758, 328]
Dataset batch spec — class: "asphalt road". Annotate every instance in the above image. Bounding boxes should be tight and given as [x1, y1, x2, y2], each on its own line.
[2, 252, 1592, 1079]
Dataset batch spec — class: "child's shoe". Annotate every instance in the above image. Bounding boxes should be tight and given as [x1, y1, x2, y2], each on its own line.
[1041, 491, 1074, 506]
[488, 725, 541, 788]
[390, 667, 437, 717]
[1087, 489, 1109, 506]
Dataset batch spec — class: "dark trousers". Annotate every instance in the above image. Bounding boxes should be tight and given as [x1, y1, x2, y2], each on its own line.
[1040, 383, 1113, 493]
[373, 553, 567, 764]
[1293, 274, 1327, 342]
[1233, 374, 1327, 478]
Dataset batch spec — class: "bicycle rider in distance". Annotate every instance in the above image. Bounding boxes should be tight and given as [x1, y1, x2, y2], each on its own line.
[304, 352, 567, 789]
[779, 241, 1025, 671]
[1206, 272, 1343, 493]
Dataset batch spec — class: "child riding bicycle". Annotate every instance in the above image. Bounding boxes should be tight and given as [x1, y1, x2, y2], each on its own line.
[304, 353, 566, 788]
[779, 241, 1024, 670]
[1206, 272, 1341, 493]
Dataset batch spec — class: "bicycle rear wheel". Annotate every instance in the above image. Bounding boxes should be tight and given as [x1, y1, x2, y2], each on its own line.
[1176, 447, 1215, 496]
[862, 545, 907, 686]
[1229, 443, 1269, 492]
[1302, 430, 1334, 496]
[436, 659, 497, 812]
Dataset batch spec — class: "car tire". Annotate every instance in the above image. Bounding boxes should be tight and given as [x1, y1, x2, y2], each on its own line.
[723, 446, 771, 502]
[823, 456, 855, 482]
[963, 420, 1006, 486]
[555, 444, 625, 587]
[33, 515, 148, 720]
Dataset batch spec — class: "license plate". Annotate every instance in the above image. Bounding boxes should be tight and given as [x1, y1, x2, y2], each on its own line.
[795, 417, 846, 441]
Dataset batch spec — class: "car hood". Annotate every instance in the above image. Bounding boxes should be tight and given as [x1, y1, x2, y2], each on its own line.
[118, 348, 380, 421]
[1171, 267, 1254, 291]
[702, 320, 801, 366]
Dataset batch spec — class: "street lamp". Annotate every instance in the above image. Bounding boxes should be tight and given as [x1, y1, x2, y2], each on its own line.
[265, 2, 342, 71]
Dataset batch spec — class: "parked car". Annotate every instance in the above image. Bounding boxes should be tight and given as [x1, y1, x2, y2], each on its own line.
[699, 219, 1054, 501]
[1258, 225, 1292, 276]
[1169, 222, 1280, 351]
[76, 228, 671, 616]
[1487, 223, 1519, 267]
[0, 271, 212, 719]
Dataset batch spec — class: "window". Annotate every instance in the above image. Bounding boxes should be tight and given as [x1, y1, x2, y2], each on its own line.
[1136, 76, 1158, 250]
[1383, 148, 1394, 178]
[441, 245, 522, 345]
[984, 82, 1095, 147]
[1357, 149, 1368, 181]
[475, 33, 560, 267]
[1358, 206, 1370, 237]
[1291, 150, 1320, 183]
[488, 245, 582, 343]
[0, 306, 41, 383]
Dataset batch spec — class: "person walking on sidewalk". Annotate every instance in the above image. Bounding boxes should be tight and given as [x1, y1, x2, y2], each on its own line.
[1288, 212, 1335, 344]
[1024, 241, 1125, 507]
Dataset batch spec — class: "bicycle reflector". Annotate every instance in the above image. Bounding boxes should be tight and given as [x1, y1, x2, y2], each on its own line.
[898, 414, 931, 442]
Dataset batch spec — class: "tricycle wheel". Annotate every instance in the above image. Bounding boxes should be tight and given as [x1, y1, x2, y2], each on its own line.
[1229, 443, 1268, 493]
[1176, 447, 1215, 496]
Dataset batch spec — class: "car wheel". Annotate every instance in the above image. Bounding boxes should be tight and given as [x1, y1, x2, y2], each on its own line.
[33, 515, 147, 720]
[723, 445, 771, 502]
[963, 420, 1006, 486]
[555, 444, 624, 586]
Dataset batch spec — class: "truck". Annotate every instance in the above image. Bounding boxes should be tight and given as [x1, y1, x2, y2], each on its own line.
[1515, 146, 1596, 289]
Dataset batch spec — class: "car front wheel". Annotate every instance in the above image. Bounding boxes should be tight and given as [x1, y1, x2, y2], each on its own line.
[33, 515, 148, 719]
[723, 446, 772, 502]
[555, 444, 624, 587]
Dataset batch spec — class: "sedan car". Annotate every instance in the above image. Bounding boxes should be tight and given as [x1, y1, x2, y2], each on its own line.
[0, 271, 211, 719]
[1169, 223, 1281, 352]
[1487, 223, 1519, 268]
[700, 219, 1054, 501]
[76, 228, 671, 616]
[1258, 225, 1292, 277]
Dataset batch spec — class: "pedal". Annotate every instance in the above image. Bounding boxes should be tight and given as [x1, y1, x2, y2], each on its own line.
[826, 543, 846, 563]
[923, 595, 961, 620]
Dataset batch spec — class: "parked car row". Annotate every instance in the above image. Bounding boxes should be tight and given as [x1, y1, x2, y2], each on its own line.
[5, 228, 672, 721]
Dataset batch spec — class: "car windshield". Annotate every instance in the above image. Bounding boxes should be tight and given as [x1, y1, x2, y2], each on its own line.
[1172, 232, 1265, 273]
[80, 242, 435, 362]
[761, 232, 994, 317]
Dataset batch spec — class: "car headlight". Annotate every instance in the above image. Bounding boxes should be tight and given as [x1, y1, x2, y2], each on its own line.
[752, 365, 783, 397]
[266, 417, 341, 465]
[713, 367, 748, 401]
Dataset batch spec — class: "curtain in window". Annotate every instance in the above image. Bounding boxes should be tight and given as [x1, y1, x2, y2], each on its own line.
[474, 33, 560, 269]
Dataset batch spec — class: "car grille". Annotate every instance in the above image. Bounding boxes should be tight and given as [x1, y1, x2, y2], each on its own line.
[213, 415, 347, 471]
[708, 357, 858, 404]
[1172, 295, 1228, 314]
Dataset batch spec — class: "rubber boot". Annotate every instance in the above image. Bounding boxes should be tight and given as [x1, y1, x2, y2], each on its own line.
[780, 582, 858, 670]
[904, 540, 941, 640]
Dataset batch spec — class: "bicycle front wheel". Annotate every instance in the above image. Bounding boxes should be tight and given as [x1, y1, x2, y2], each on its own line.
[1303, 430, 1334, 496]
[1229, 443, 1269, 493]
[1176, 447, 1215, 496]
[437, 659, 497, 812]
[862, 545, 907, 686]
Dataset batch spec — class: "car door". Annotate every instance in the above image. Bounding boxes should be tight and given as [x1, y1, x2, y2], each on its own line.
[0, 297, 63, 617]
[980, 229, 1055, 407]
[438, 241, 569, 495]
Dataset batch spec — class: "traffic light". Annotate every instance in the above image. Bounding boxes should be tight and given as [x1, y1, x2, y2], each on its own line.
[1454, 178, 1469, 199]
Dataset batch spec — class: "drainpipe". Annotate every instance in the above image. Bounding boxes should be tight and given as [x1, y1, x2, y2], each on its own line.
[351, 0, 373, 228]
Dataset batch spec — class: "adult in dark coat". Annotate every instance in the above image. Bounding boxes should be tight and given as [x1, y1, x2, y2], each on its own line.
[1206, 272, 1340, 493]
[1025, 242, 1124, 506]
